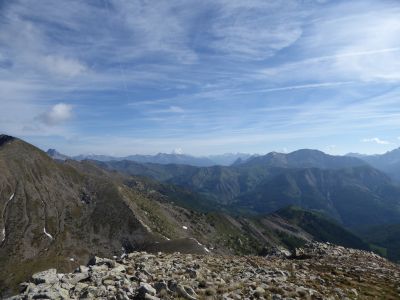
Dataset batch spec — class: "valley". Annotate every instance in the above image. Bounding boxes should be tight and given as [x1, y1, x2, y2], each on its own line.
[1, 135, 400, 298]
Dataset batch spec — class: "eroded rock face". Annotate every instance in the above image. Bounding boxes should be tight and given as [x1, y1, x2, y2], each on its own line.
[7, 242, 400, 299]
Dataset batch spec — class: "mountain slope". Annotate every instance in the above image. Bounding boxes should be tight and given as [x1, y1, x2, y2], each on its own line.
[274, 206, 370, 250]
[347, 148, 400, 181]
[237, 166, 400, 227]
[2, 136, 396, 295]
[0, 135, 163, 293]
[357, 223, 400, 262]
[10, 242, 400, 300]
[6, 136, 366, 295]
[96, 154, 400, 228]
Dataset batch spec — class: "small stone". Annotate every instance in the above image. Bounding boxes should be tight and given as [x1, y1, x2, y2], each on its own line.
[154, 280, 169, 293]
[74, 282, 89, 293]
[254, 287, 265, 298]
[103, 279, 115, 286]
[112, 264, 126, 273]
[350, 288, 358, 297]
[186, 268, 197, 278]
[177, 284, 197, 300]
[138, 282, 156, 296]
[144, 294, 161, 300]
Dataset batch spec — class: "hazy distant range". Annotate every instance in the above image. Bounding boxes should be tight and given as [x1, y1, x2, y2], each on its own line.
[46, 149, 255, 167]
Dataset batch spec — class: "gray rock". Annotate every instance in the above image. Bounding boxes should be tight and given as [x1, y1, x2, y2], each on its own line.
[88, 256, 115, 268]
[18, 282, 31, 293]
[62, 272, 89, 285]
[254, 287, 265, 298]
[144, 294, 161, 300]
[177, 284, 197, 300]
[32, 269, 59, 285]
[138, 282, 156, 296]
[154, 280, 169, 293]
[78, 265, 89, 273]
[186, 268, 197, 278]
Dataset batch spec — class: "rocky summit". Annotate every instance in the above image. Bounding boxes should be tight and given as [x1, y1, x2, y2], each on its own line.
[8, 242, 400, 300]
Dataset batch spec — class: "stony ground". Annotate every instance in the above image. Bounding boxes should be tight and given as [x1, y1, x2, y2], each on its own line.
[7, 242, 400, 299]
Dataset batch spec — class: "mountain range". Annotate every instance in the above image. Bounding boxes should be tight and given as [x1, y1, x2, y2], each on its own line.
[46, 149, 254, 167]
[48, 146, 400, 183]
[1, 134, 400, 296]
[94, 149, 400, 228]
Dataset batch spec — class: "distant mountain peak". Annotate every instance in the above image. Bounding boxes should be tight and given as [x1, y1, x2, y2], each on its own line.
[46, 148, 69, 160]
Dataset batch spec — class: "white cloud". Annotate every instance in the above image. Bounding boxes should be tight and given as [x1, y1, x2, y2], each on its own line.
[43, 55, 87, 77]
[361, 138, 390, 145]
[38, 103, 73, 126]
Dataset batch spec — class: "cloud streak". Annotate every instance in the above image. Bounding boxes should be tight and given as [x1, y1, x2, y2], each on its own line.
[362, 138, 391, 145]
[1, 0, 400, 155]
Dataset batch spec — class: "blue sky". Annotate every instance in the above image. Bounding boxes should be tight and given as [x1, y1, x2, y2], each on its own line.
[1, 0, 400, 156]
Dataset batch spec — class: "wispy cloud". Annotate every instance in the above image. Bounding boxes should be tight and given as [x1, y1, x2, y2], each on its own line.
[362, 138, 391, 145]
[151, 106, 185, 114]
[1, 0, 400, 155]
[207, 0, 305, 60]
[236, 81, 354, 94]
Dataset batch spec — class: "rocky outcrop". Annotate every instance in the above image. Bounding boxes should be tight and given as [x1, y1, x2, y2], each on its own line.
[8, 242, 400, 299]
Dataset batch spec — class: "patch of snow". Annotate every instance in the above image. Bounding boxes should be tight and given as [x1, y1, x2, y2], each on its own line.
[182, 226, 188, 230]
[166, 238, 170, 241]
[43, 227, 53, 240]
[113, 256, 117, 259]
[69, 258, 75, 262]
[1, 193, 16, 243]
[136, 217, 152, 233]
[190, 237, 202, 246]
[190, 237, 211, 253]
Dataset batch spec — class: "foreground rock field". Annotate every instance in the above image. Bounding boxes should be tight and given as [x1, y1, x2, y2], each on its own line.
[8, 242, 400, 299]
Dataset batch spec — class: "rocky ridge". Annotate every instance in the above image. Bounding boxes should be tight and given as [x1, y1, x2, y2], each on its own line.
[8, 242, 400, 299]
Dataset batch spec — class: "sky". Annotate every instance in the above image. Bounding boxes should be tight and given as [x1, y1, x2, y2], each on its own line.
[1, 0, 400, 156]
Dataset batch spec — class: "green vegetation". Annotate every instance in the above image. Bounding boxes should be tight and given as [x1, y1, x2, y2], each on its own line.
[206, 213, 262, 255]
[276, 206, 370, 250]
[98, 154, 400, 229]
[357, 223, 400, 262]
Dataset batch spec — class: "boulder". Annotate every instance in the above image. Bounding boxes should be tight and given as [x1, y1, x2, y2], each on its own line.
[31, 269, 58, 285]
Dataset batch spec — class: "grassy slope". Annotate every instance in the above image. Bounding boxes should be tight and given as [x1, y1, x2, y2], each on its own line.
[274, 206, 371, 250]
[96, 159, 400, 229]
[357, 223, 400, 262]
